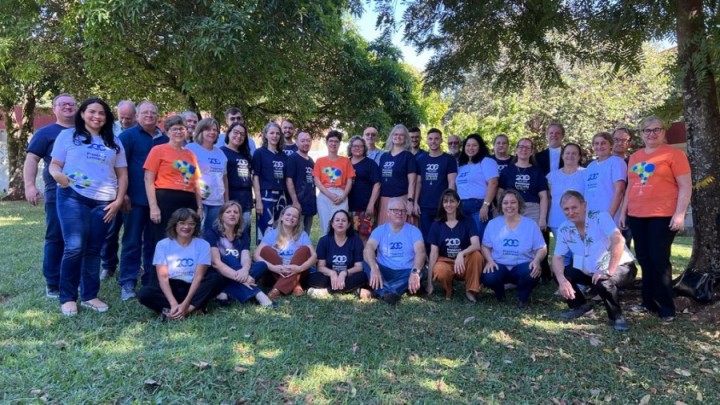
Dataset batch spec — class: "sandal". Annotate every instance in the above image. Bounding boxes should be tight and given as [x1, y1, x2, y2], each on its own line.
[268, 288, 281, 301]
[61, 301, 78, 316]
[465, 292, 477, 303]
[81, 298, 109, 313]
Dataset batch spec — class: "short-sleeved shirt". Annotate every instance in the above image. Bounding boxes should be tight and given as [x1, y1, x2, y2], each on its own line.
[456, 157, 499, 201]
[482, 216, 545, 266]
[491, 155, 513, 175]
[221, 146, 254, 211]
[429, 217, 479, 258]
[153, 237, 212, 283]
[349, 157, 381, 212]
[51, 129, 128, 201]
[584, 156, 626, 219]
[260, 228, 313, 265]
[287, 153, 317, 215]
[186, 143, 228, 206]
[416, 153, 458, 209]
[253, 147, 287, 192]
[204, 227, 250, 263]
[143, 143, 201, 192]
[316, 234, 364, 272]
[546, 168, 585, 229]
[554, 210, 635, 275]
[26, 123, 73, 202]
[313, 156, 355, 189]
[627, 145, 691, 218]
[499, 165, 548, 204]
[119, 125, 168, 206]
[283, 144, 298, 156]
[379, 150, 418, 197]
[367, 149, 385, 165]
[370, 222, 423, 269]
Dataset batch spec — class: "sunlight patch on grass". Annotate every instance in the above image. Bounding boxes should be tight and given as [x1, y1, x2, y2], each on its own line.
[258, 347, 283, 359]
[287, 364, 354, 394]
[431, 357, 465, 369]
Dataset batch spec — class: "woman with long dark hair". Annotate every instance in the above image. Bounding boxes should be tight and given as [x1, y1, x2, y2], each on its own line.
[222, 122, 254, 239]
[456, 133, 499, 239]
[49, 97, 128, 315]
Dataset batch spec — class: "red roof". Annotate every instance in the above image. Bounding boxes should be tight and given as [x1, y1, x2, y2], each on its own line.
[0, 106, 55, 130]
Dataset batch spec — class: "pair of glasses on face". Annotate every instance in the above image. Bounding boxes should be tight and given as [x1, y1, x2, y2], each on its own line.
[56, 102, 76, 108]
[389, 208, 407, 214]
[641, 128, 663, 135]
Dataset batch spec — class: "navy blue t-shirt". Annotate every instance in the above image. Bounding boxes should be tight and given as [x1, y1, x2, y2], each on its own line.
[428, 217, 479, 259]
[222, 146, 254, 212]
[119, 125, 168, 206]
[204, 227, 250, 266]
[379, 150, 418, 197]
[491, 155, 513, 175]
[283, 144, 298, 156]
[499, 164, 548, 204]
[253, 147, 287, 192]
[416, 153, 458, 209]
[316, 234, 364, 272]
[26, 123, 71, 202]
[349, 157, 381, 212]
[287, 153, 317, 215]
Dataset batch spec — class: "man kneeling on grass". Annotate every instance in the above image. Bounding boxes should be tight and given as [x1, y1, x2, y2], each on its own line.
[363, 197, 427, 305]
[553, 190, 637, 331]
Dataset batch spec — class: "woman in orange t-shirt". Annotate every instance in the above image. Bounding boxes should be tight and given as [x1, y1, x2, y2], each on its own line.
[619, 116, 691, 322]
[144, 115, 204, 249]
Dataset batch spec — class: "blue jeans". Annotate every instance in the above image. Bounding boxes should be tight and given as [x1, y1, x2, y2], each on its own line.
[221, 255, 267, 303]
[256, 190, 287, 244]
[119, 204, 154, 287]
[56, 187, 112, 304]
[202, 204, 222, 235]
[101, 211, 123, 271]
[362, 262, 425, 296]
[462, 198, 492, 240]
[43, 201, 64, 289]
[481, 262, 539, 304]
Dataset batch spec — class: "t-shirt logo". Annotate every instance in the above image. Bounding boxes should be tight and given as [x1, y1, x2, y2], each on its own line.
[305, 166, 314, 184]
[382, 161, 395, 178]
[173, 160, 198, 184]
[631, 162, 656, 185]
[445, 237, 462, 258]
[236, 159, 250, 178]
[389, 241, 403, 250]
[322, 167, 342, 184]
[224, 248, 239, 257]
[209, 157, 222, 165]
[273, 160, 284, 179]
[514, 174, 530, 191]
[176, 258, 195, 267]
[502, 239, 520, 247]
[68, 171, 91, 188]
[425, 163, 439, 182]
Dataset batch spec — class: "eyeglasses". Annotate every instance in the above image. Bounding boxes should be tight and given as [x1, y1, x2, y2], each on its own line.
[613, 138, 630, 144]
[641, 127, 663, 135]
[169, 127, 187, 133]
[389, 208, 407, 214]
[55, 102, 76, 108]
[516, 145, 532, 150]
[228, 115, 243, 122]
[139, 111, 158, 116]
[447, 141, 460, 145]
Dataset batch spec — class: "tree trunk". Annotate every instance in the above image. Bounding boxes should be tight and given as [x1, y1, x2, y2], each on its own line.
[2, 97, 22, 200]
[676, 0, 720, 273]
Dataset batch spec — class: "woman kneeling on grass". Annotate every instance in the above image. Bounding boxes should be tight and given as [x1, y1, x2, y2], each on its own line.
[254, 205, 317, 300]
[307, 210, 369, 296]
[138, 208, 225, 319]
[204, 201, 274, 308]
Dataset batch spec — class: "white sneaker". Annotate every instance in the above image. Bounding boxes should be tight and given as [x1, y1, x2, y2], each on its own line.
[307, 288, 329, 297]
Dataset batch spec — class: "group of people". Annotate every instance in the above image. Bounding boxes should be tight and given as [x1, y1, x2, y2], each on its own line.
[24, 94, 692, 330]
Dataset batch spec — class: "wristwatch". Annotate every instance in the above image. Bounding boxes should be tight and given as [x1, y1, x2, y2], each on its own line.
[412, 267, 421, 275]
[482, 201, 491, 207]
[407, 198, 415, 203]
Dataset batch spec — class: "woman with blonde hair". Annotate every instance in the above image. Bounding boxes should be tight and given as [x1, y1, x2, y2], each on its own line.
[254, 205, 317, 299]
[377, 124, 417, 225]
[252, 121, 288, 242]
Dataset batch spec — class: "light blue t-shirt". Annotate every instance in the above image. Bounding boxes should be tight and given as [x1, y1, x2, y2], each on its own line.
[261, 228, 313, 265]
[456, 157, 499, 200]
[370, 223, 423, 269]
[153, 237, 212, 283]
[584, 156, 626, 222]
[554, 210, 635, 275]
[51, 129, 127, 201]
[186, 143, 228, 206]
[482, 216, 545, 266]
[546, 168, 585, 229]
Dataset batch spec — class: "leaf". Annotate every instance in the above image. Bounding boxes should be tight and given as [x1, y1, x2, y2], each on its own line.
[699, 368, 714, 374]
[605, 395, 613, 402]
[144, 378, 160, 387]
[30, 389, 43, 396]
[137, 355, 145, 362]
[464, 316, 475, 324]
[673, 368, 691, 377]
[591, 388, 601, 396]
[619, 366, 632, 373]
[234, 366, 248, 373]
[55, 339, 67, 350]
[193, 361, 211, 370]
[498, 392, 505, 400]
[352, 343, 359, 354]
[697, 392, 703, 401]
[639, 394, 651, 405]
[589, 336, 602, 347]
[530, 354, 536, 362]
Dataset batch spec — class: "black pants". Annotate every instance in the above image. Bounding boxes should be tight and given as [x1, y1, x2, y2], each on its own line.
[137, 269, 226, 313]
[307, 271, 369, 293]
[627, 216, 677, 317]
[563, 263, 636, 320]
[153, 189, 198, 247]
[541, 229, 553, 282]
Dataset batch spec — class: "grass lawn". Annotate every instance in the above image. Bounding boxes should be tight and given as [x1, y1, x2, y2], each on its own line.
[1, 201, 717, 404]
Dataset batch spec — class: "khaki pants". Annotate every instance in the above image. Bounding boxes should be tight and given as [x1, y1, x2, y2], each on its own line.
[432, 251, 483, 298]
[259, 245, 312, 295]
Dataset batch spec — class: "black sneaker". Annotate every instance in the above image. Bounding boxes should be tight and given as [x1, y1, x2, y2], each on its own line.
[612, 317, 629, 332]
[46, 286, 60, 299]
[382, 293, 401, 306]
[559, 303, 593, 320]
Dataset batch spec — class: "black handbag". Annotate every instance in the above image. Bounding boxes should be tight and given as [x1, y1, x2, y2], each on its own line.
[673, 269, 718, 304]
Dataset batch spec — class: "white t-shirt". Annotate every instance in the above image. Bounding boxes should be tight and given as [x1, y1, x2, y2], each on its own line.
[456, 157, 499, 200]
[153, 237, 212, 283]
[482, 216, 546, 266]
[186, 143, 228, 206]
[546, 168, 585, 229]
[554, 210, 635, 275]
[370, 223, 423, 269]
[584, 156, 627, 222]
[261, 228, 313, 265]
[51, 129, 127, 201]
[549, 147, 562, 172]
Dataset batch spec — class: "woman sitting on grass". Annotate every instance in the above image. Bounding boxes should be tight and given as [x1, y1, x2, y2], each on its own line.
[254, 205, 317, 300]
[137, 208, 225, 319]
[204, 201, 274, 308]
[307, 210, 369, 296]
